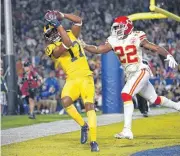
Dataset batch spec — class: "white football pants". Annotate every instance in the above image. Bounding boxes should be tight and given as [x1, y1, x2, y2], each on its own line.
[122, 69, 157, 103]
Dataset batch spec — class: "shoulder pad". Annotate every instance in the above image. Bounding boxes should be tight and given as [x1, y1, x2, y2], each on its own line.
[134, 31, 147, 41]
[106, 36, 116, 47]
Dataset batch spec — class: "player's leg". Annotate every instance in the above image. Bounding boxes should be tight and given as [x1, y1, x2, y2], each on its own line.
[137, 94, 149, 117]
[143, 98, 149, 117]
[115, 69, 149, 139]
[61, 79, 86, 127]
[61, 79, 90, 145]
[81, 76, 99, 152]
[157, 96, 180, 110]
[139, 81, 180, 111]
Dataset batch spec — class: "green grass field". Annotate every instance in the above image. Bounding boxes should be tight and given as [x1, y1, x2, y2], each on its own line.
[1, 112, 102, 130]
[2, 112, 180, 156]
[1, 108, 146, 130]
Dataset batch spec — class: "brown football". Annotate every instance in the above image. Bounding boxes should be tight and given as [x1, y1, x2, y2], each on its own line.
[54, 11, 64, 21]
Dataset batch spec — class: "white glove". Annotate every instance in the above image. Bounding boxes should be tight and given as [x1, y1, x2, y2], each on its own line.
[79, 39, 87, 48]
[164, 54, 178, 68]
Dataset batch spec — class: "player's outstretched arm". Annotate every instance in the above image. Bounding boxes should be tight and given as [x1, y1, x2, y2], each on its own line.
[57, 12, 82, 38]
[141, 39, 178, 68]
[141, 39, 169, 56]
[80, 40, 112, 54]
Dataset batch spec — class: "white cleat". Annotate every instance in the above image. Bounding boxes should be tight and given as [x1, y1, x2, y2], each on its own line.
[114, 130, 133, 140]
[175, 102, 180, 111]
[162, 97, 180, 111]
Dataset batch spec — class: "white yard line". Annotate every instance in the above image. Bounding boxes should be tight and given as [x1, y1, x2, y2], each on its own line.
[1, 108, 177, 146]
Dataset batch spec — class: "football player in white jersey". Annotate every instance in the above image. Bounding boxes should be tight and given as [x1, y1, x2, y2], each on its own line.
[80, 16, 180, 139]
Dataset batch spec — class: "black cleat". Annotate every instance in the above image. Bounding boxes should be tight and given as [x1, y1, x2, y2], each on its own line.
[81, 123, 88, 144]
[29, 113, 36, 119]
[143, 111, 148, 117]
[90, 141, 99, 152]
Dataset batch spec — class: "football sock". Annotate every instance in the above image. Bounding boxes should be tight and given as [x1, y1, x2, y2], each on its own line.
[160, 96, 179, 110]
[65, 105, 85, 126]
[87, 110, 97, 142]
[124, 102, 134, 130]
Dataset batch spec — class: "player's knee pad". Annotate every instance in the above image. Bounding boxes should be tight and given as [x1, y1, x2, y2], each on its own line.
[154, 96, 162, 105]
[121, 93, 132, 102]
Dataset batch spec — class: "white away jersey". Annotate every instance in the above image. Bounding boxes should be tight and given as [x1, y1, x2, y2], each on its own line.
[107, 31, 149, 76]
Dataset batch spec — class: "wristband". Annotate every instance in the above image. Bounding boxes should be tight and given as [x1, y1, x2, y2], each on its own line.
[59, 12, 65, 18]
[74, 21, 82, 26]
[62, 43, 69, 49]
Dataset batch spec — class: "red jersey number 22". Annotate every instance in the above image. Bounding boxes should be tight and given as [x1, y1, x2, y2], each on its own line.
[114, 45, 138, 64]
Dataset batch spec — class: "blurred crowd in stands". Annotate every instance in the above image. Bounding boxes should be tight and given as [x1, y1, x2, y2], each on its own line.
[1, 0, 180, 115]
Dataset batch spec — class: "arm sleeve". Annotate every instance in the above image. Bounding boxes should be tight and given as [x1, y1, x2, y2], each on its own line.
[106, 36, 115, 50]
[138, 31, 147, 42]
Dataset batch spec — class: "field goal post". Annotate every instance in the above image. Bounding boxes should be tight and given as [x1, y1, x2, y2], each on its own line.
[128, 0, 180, 22]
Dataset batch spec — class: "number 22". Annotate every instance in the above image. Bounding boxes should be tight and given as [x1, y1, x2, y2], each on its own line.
[114, 45, 138, 64]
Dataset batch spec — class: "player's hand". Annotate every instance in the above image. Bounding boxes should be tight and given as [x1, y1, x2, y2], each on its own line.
[53, 10, 65, 20]
[79, 39, 87, 48]
[49, 19, 62, 28]
[164, 54, 178, 68]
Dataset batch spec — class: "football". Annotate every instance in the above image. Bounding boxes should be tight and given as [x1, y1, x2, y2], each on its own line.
[44, 10, 64, 22]
[54, 10, 64, 21]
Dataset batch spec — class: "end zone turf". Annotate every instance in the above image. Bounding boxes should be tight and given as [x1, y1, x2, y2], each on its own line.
[2, 113, 180, 156]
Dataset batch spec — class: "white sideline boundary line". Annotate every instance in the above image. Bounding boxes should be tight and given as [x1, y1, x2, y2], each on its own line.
[1, 108, 177, 146]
